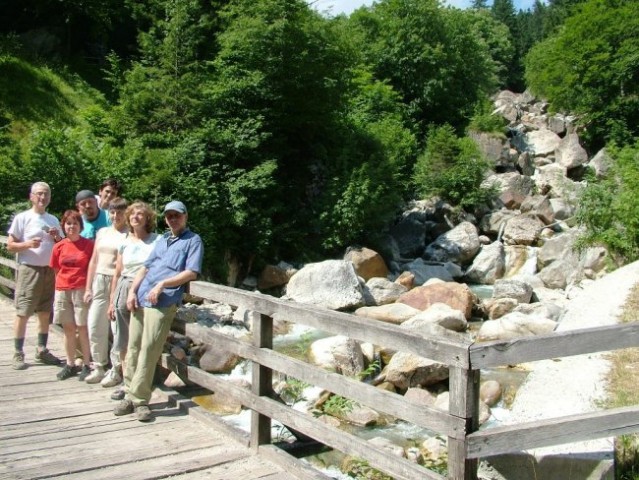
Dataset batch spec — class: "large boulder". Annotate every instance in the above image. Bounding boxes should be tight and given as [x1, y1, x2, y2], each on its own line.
[492, 278, 534, 304]
[308, 336, 365, 376]
[512, 128, 562, 156]
[285, 260, 366, 310]
[354, 303, 421, 325]
[344, 247, 389, 281]
[401, 303, 468, 332]
[424, 221, 480, 265]
[398, 281, 474, 319]
[384, 351, 449, 391]
[502, 214, 544, 246]
[464, 241, 505, 285]
[555, 133, 588, 170]
[476, 311, 558, 341]
[363, 277, 408, 306]
[401, 258, 459, 285]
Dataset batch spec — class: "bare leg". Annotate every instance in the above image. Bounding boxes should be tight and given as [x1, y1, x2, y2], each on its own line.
[62, 324, 77, 366]
[77, 325, 91, 367]
[36, 311, 51, 335]
[13, 315, 29, 342]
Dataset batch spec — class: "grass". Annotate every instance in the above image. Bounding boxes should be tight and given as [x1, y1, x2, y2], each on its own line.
[605, 283, 639, 479]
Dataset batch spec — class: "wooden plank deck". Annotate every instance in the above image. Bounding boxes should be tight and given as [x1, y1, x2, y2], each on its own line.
[0, 298, 304, 480]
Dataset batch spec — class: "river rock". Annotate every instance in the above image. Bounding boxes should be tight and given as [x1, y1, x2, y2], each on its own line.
[512, 128, 561, 156]
[198, 344, 241, 373]
[257, 262, 297, 290]
[354, 303, 421, 325]
[484, 297, 518, 319]
[384, 351, 449, 391]
[520, 195, 554, 226]
[402, 258, 459, 285]
[480, 380, 503, 407]
[368, 437, 405, 457]
[493, 278, 533, 303]
[398, 281, 474, 319]
[555, 133, 588, 170]
[476, 311, 558, 341]
[363, 277, 407, 306]
[502, 214, 544, 246]
[284, 260, 366, 310]
[343, 405, 381, 427]
[424, 221, 481, 265]
[480, 210, 519, 237]
[464, 241, 505, 285]
[402, 303, 468, 332]
[589, 147, 611, 178]
[344, 247, 389, 281]
[404, 387, 437, 407]
[308, 335, 365, 376]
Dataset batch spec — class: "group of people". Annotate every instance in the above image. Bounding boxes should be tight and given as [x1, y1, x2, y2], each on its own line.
[7, 180, 204, 422]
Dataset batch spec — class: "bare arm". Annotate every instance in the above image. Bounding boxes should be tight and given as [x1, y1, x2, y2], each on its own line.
[83, 242, 100, 303]
[126, 266, 148, 311]
[107, 253, 123, 320]
[7, 233, 41, 253]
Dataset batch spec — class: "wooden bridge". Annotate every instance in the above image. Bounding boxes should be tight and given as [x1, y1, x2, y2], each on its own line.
[2, 234, 639, 480]
[0, 297, 319, 480]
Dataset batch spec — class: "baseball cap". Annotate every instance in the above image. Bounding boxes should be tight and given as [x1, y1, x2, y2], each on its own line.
[163, 200, 187, 214]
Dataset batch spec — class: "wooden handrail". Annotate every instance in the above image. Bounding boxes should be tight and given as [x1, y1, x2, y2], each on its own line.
[2, 237, 639, 479]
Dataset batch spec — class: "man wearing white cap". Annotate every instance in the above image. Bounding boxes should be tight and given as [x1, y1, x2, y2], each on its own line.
[114, 200, 203, 421]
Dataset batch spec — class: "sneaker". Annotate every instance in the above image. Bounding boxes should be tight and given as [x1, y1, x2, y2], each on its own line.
[101, 367, 122, 388]
[110, 388, 126, 401]
[113, 399, 134, 416]
[12, 351, 27, 370]
[78, 365, 91, 381]
[135, 405, 152, 422]
[35, 348, 61, 365]
[85, 365, 106, 384]
[57, 364, 78, 380]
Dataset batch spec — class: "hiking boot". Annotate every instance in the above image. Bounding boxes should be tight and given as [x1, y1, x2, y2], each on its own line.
[85, 365, 106, 384]
[57, 364, 78, 380]
[35, 348, 61, 366]
[12, 351, 27, 370]
[135, 405, 153, 422]
[113, 399, 134, 416]
[110, 388, 126, 401]
[78, 365, 91, 381]
[101, 367, 122, 388]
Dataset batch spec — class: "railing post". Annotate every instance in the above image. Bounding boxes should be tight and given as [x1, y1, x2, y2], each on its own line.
[251, 311, 273, 452]
[448, 366, 480, 480]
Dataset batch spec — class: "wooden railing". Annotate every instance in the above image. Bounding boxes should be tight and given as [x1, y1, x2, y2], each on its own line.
[2, 236, 639, 479]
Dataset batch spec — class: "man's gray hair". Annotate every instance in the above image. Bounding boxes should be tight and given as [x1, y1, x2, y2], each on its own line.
[30, 181, 51, 193]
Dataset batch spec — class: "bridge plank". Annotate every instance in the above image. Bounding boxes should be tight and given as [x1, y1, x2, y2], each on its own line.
[0, 297, 301, 480]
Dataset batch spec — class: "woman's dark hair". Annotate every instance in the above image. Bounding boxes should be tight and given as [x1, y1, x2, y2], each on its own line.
[108, 197, 128, 211]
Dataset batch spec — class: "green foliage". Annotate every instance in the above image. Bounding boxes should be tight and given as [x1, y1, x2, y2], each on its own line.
[322, 394, 355, 417]
[349, 0, 502, 136]
[525, 0, 639, 149]
[341, 458, 393, 480]
[413, 125, 494, 209]
[279, 377, 309, 406]
[467, 97, 507, 135]
[576, 142, 639, 263]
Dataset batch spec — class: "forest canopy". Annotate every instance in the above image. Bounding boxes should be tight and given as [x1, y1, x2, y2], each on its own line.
[1, 0, 638, 281]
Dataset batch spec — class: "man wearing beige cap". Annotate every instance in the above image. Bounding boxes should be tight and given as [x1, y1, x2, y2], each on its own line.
[113, 200, 203, 421]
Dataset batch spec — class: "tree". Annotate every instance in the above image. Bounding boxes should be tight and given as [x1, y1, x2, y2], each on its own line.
[525, 0, 639, 149]
[471, 0, 489, 8]
[348, 0, 501, 137]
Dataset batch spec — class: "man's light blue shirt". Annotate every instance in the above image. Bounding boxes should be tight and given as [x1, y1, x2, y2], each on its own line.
[137, 228, 204, 308]
[80, 209, 111, 239]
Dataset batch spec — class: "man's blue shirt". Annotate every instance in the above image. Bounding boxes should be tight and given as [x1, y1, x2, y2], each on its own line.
[137, 228, 204, 308]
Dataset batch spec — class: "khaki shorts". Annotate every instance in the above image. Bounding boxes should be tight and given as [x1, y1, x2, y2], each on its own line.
[54, 289, 89, 326]
[15, 264, 55, 317]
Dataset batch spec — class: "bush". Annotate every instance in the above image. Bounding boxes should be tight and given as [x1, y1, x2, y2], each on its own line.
[413, 124, 495, 210]
[576, 141, 639, 263]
